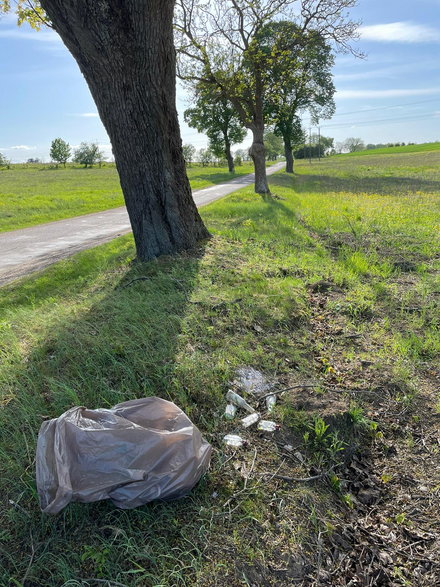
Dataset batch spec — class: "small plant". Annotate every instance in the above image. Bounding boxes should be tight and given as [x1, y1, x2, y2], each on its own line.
[303, 418, 346, 467]
[311, 417, 329, 444]
[342, 493, 354, 509]
[81, 545, 110, 577]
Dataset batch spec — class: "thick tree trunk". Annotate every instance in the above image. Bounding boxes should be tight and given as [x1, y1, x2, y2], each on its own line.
[40, 0, 209, 261]
[284, 136, 294, 173]
[249, 124, 270, 194]
[224, 135, 235, 173]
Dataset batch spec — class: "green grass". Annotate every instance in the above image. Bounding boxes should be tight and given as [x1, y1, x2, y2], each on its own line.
[1, 150, 439, 585]
[339, 140, 440, 156]
[0, 162, 257, 233]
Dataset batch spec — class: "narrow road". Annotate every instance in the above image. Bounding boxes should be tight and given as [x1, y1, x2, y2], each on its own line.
[0, 162, 284, 286]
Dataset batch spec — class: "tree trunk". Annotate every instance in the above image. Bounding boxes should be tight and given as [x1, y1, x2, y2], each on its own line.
[249, 124, 270, 194]
[284, 136, 294, 173]
[224, 135, 235, 173]
[40, 0, 209, 261]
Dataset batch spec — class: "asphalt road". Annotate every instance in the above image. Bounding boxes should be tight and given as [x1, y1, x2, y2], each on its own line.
[0, 162, 285, 286]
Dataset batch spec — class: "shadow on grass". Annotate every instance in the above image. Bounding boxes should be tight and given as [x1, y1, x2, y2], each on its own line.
[0, 242, 227, 586]
[272, 172, 440, 196]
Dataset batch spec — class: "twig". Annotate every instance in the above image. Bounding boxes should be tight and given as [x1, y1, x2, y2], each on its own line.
[259, 383, 318, 401]
[264, 471, 326, 483]
[244, 448, 258, 490]
[326, 387, 380, 395]
[21, 529, 35, 586]
[9, 499, 30, 517]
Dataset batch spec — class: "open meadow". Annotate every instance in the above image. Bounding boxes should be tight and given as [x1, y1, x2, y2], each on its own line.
[0, 162, 257, 233]
[0, 146, 439, 585]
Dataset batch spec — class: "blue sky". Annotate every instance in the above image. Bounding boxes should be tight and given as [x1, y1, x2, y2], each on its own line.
[0, 0, 439, 162]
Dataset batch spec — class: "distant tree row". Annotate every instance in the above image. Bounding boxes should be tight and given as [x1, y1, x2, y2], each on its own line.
[50, 138, 106, 168]
[335, 138, 415, 154]
[182, 144, 253, 167]
[366, 142, 412, 150]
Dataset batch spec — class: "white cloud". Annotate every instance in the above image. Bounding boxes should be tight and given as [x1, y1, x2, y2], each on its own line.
[336, 88, 440, 99]
[74, 113, 100, 118]
[0, 145, 36, 151]
[359, 22, 440, 43]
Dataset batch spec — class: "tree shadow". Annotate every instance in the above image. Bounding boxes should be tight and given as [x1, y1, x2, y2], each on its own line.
[0, 242, 225, 585]
[274, 172, 440, 196]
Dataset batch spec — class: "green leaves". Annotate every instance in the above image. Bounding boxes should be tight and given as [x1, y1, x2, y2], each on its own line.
[0, 0, 49, 30]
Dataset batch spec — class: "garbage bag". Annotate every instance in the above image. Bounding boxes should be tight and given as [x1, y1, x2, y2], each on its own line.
[36, 397, 212, 514]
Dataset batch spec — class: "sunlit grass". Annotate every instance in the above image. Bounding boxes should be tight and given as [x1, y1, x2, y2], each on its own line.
[0, 148, 439, 585]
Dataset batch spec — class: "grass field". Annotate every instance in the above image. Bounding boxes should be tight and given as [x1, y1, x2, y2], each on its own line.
[0, 162, 257, 233]
[340, 141, 440, 156]
[0, 149, 439, 585]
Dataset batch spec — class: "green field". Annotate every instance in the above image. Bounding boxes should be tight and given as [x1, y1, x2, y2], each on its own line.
[340, 141, 440, 156]
[0, 149, 439, 585]
[0, 162, 256, 233]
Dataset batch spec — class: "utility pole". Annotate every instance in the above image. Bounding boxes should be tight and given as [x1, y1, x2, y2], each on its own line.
[318, 126, 321, 161]
[309, 127, 312, 165]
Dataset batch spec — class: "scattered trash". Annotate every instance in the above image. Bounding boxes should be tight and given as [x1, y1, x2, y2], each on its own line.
[224, 403, 237, 420]
[226, 389, 255, 413]
[233, 366, 274, 397]
[284, 444, 293, 452]
[266, 393, 277, 413]
[36, 397, 212, 514]
[241, 412, 261, 428]
[223, 434, 245, 448]
[294, 451, 305, 464]
[257, 420, 277, 432]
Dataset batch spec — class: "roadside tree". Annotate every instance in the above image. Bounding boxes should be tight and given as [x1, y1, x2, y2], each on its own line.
[50, 138, 71, 167]
[176, 0, 359, 194]
[184, 92, 246, 173]
[1, 0, 209, 261]
[260, 21, 335, 173]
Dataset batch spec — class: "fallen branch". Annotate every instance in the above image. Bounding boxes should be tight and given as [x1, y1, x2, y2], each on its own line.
[264, 471, 326, 483]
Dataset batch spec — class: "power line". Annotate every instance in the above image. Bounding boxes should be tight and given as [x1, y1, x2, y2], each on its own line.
[328, 97, 440, 118]
[320, 111, 439, 130]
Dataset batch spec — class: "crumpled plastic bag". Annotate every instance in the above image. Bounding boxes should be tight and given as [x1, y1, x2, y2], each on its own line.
[36, 397, 212, 514]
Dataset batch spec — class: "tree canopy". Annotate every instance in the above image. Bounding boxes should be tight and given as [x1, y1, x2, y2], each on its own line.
[184, 91, 246, 173]
[175, 0, 360, 192]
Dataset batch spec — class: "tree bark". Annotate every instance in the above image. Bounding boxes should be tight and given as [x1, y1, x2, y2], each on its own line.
[284, 136, 294, 173]
[40, 0, 209, 261]
[249, 123, 270, 194]
[224, 134, 235, 173]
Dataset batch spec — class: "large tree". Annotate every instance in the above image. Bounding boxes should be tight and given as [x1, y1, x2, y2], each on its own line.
[261, 22, 336, 173]
[1, 0, 209, 261]
[184, 92, 246, 173]
[175, 0, 360, 194]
